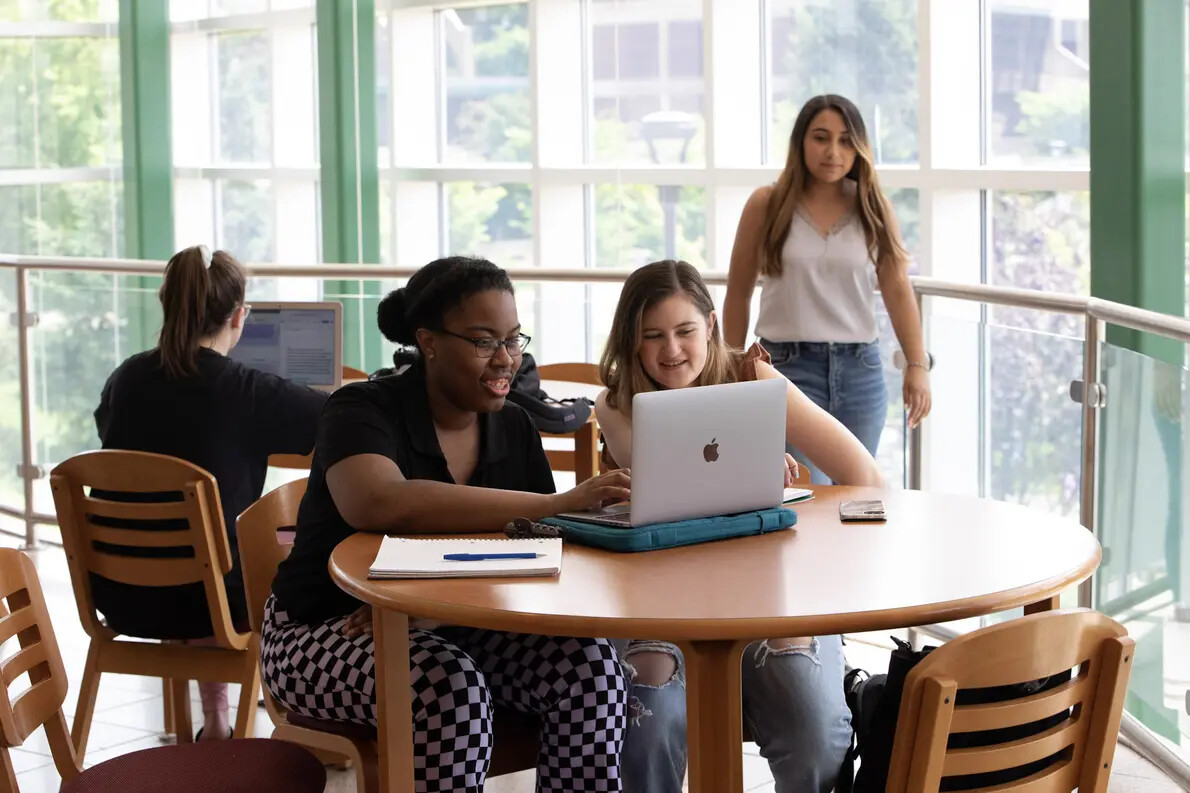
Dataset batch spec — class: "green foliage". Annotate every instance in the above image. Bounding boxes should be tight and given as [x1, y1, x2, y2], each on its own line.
[0, 0, 135, 487]
[444, 6, 532, 264]
[221, 180, 273, 262]
[595, 184, 663, 268]
[772, 0, 918, 164]
[988, 191, 1089, 517]
[1016, 84, 1090, 157]
[474, 22, 528, 77]
[448, 182, 505, 254]
[217, 31, 271, 163]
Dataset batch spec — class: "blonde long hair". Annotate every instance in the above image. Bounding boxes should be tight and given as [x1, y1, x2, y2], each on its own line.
[600, 260, 745, 415]
[760, 94, 907, 277]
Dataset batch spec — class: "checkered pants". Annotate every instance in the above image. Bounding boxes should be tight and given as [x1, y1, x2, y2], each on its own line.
[260, 595, 628, 792]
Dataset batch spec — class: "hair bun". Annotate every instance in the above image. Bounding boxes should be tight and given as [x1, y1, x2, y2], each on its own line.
[377, 287, 414, 345]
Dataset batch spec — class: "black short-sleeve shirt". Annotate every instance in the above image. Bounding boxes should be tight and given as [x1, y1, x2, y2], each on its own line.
[272, 364, 557, 625]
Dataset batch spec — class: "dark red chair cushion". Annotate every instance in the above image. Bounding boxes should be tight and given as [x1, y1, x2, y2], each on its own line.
[61, 738, 326, 793]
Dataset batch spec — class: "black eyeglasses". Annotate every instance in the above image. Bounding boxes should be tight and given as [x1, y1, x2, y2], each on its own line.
[439, 329, 531, 358]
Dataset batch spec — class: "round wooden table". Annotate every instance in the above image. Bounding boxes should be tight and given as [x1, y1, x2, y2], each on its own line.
[329, 485, 1102, 793]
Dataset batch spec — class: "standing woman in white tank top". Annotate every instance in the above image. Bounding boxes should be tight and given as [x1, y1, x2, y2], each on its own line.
[723, 94, 931, 483]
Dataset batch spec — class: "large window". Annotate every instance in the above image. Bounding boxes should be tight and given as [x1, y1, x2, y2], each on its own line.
[987, 0, 1088, 166]
[590, 0, 706, 166]
[0, 3, 122, 258]
[0, 1, 126, 506]
[170, 1, 321, 301]
[368, 0, 1097, 493]
[0, 0, 1100, 492]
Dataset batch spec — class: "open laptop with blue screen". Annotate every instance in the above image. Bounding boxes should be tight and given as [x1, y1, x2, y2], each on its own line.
[557, 378, 807, 527]
[229, 301, 343, 391]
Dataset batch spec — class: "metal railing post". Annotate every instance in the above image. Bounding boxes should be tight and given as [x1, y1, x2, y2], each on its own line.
[907, 290, 925, 490]
[15, 266, 38, 549]
[1078, 315, 1104, 608]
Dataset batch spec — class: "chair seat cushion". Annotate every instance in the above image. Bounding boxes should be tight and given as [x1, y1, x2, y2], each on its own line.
[61, 738, 326, 793]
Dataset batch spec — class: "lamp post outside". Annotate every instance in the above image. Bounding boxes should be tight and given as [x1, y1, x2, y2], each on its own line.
[641, 110, 698, 260]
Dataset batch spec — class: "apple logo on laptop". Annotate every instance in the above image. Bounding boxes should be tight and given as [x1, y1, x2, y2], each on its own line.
[703, 438, 719, 463]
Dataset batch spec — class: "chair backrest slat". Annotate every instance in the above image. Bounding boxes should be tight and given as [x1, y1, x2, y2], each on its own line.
[50, 450, 244, 649]
[886, 610, 1133, 793]
[949, 671, 1092, 734]
[80, 497, 192, 523]
[942, 714, 1090, 778]
[84, 523, 195, 550]
[959, 758, 1080, 793]
[87, 552, 205, 587]
[0, 609, 36, 647]
[2, 644, 48, 689]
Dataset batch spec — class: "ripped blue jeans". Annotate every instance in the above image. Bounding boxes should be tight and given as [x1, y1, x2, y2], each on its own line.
[615, 635, 851, 793]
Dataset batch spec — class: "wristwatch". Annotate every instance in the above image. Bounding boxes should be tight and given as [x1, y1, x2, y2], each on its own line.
[893, 350, 934, 372]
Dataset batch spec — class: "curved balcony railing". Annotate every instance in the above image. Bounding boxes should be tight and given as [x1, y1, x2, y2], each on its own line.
[1, 253, 1189, 782]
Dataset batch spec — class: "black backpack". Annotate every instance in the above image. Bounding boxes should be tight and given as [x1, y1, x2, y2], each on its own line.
[505, 352, 593, 435]
[839, 636, 1072, 792]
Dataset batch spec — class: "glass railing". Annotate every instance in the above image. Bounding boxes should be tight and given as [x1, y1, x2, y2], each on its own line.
[903, 312, 1085, 641]
[1097, 342, 1190, 754]
[911, 310, 1085, 514]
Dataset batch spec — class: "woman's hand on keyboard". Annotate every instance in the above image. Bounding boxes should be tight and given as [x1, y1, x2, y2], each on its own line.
[552, 469, 631, 514]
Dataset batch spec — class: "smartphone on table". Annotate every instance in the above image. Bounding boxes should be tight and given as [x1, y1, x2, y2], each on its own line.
[839, 500, 886, 522]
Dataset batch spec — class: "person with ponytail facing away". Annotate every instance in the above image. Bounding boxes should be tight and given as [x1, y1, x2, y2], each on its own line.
[264, 256, 632, 793]
[724, 94, 931, 483]
[94, 245, 328, 740]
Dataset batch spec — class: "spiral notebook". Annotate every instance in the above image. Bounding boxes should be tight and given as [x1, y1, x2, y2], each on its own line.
[369, 536, 563, 580]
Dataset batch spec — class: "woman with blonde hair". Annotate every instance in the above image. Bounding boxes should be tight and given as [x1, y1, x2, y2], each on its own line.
[723, 94, 930, 483]
[595, 259, 881, 793]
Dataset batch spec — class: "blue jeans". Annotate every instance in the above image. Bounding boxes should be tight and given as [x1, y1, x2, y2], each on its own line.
[761, 340, 887, 484]
[617, 636, 852, 793]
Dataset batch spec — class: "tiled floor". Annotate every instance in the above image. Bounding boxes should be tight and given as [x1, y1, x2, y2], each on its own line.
[4, 534, 1185, 792]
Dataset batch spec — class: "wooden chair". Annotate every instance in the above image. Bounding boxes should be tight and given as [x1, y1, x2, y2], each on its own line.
[342, 365, 369, 382]
[236, 480, 539, 793]
[537, 362, 601, 483]
[537, 362, 600, 385]
[235, 479, 373, 785]
[49, 451, 261, 760]
[886, 609, 1133, 793]
[0, 548, 325, 793]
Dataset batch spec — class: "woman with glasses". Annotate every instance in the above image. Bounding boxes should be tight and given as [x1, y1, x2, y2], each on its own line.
[94, 245, 327, 741]
[264, 256, 633, 793]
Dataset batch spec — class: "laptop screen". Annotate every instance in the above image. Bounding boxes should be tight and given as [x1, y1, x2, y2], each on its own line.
[230, 305, 339, 388]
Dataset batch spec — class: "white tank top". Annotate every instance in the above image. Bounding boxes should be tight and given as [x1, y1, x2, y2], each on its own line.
[753, 208, 878, 344]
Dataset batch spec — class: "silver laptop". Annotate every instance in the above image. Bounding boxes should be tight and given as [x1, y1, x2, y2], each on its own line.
[229, 301, 344, 392]
[559, 378, 788, 527]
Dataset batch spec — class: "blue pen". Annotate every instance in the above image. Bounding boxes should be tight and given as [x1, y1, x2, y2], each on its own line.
[443, 552, 543, 561]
